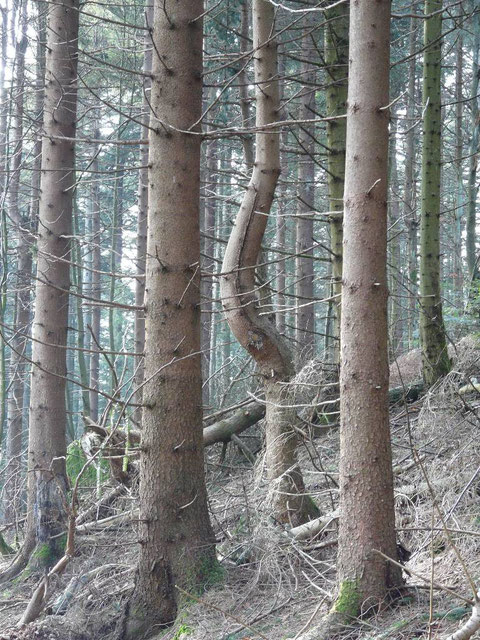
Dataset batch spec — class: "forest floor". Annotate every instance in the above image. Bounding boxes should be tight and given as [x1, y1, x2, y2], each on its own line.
[1, 336, 480, 640]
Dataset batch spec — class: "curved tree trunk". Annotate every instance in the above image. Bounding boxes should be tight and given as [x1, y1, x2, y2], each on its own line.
[419, 0, 451, 385]
[220, 0, 316, 527]
[121, 2, 216, 637]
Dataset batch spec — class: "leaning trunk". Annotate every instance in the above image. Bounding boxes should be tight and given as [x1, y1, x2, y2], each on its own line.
[220, 0, 316, 527]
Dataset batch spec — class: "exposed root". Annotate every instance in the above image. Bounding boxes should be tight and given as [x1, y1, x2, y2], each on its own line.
[295, 610, 349, 640]
[446, 597, 480, 640]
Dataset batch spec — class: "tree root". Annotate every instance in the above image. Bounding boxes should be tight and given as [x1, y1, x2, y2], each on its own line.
[295, 611, 349, 640]
[446, 598, 480, 640]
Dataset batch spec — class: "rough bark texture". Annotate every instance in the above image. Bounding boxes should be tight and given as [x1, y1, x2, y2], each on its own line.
[200, 136, 218, 408]
[336, 0, 401, 616]
[220, 0, 315, 527]
[295, 32, 315, 366]
[26, 0, 79, 571]
[388, 114, 403, 355]
[5, 8, 30, 527]
[122, 2, 216, 637]
[325, 2, 348, 362]
[419, 0, 451, 386]
[453, 35, 464, 306]
[133, 4, 153, 418]
[404, 17, 418, 349]
[467, 2, 480, 280]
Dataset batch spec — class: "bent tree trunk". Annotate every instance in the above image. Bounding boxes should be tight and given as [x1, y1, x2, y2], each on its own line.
[220, 0, 316, 527]
[122, 2, 216, 638]
[335, 0, 401, 620]
[15, 0, 79, 576]
[419, 0, 450, 385]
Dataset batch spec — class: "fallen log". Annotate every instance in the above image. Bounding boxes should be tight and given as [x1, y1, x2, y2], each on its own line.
[81, 401, 266, 485]
[388, 380, 424, 404]
[288, 509, 339, 541]
[203, 402, 265, 446]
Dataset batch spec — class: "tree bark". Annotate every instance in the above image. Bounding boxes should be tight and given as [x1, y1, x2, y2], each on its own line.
[404, 17, 418, 349]
[466, 1, 480, 280]
[220, 0, 316, 527]
[122, 2, 216, 637]
[453, 34, 464, 307]
[295, 28, 316, 365]
[335, 0, 402, 618]
[419, 0, 451, 385]
[25, 0, 79, 571]
[325, 2, 348, 363]
[4, 5, 30, 527]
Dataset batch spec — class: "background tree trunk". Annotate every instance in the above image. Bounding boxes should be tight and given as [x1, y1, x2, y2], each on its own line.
[325, 2, 348, 362]
[295, 27, 316, 365]
[419, 0, 451, 385]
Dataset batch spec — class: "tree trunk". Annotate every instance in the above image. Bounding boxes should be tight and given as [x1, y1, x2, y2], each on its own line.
[220, 0, 316, 527]
[88, 129, 101, 423]
[388, 112, 403, 356]
[134, 9, 153, 418]
[419, 0, 451, 385]
[325, 2, 348, 363]
[200, 136, 217, 408]
[4, 6, 29, 527]
[295, 29, 315, 365]
[466, 1, 480, 280]
[404, 17, 418, 349]
[335, 0, 401, 617]
[122, 2, 216, 637]
[453, 34, 464, 307]
[25, 0, 79, 571]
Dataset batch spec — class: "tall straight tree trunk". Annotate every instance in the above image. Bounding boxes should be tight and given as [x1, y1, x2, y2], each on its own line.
[419, 0, 450, 385]
[88, 138, 101, 423]
[453, 34, 464, 307]
[134, 2, 154, 419]
[200, 136, 217, 408]
[324, 2, 348, 362]
[4, 6, 30, 525]
[300, 10, 401, 638]
[220, 0, 317, 527]
[388, 113, 403, 355]
[467, 1, 480, 280]
[295, 31, 315, 365]
[122, 2, 216, 637]
[14, 0, 79, 575]
[0, 6, 8, 443]
[404, 18, 418, 349]
[335, 0, 401, 623]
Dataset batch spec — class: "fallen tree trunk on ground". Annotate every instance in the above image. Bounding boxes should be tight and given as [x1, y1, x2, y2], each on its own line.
[81, 402, 266, 485]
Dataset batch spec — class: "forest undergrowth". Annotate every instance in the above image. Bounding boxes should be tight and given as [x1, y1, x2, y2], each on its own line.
[2, 337, 480, 640]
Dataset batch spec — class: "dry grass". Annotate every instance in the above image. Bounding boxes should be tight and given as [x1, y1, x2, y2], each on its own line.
[3, 338, 480, 639]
